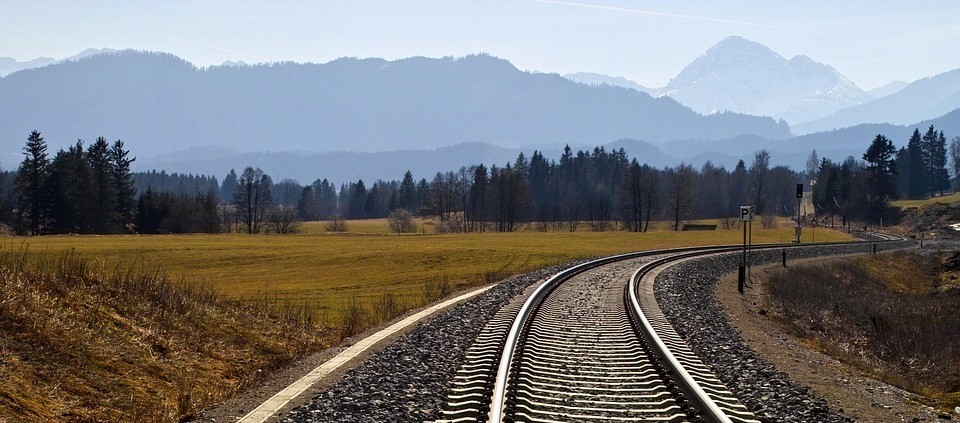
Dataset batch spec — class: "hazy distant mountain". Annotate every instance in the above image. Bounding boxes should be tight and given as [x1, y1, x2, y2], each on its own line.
[220, 60, 249, 67]
[134, 109, 959, 184]
[563, 72, 652, 94]
[0, 57, 57, 77]
[656, 36, 869, 125]
[661, 108, 960, 171]
[135, 139, 676, 185]
[0, 48, 117, 76]
[0, 50, 789, 163]
[865, 80, 909, 99]
[792, 68, 960, 135]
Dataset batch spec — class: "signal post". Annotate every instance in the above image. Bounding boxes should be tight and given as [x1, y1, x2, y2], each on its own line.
[738, 205, 754, 294]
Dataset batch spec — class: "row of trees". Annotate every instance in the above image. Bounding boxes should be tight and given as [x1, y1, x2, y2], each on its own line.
[12, 131, 136, 235]
[900, 126, 952, 199]
[284, 146, 804, 232]
[5, 126, 955, 235]
[809, 125, 959, 225]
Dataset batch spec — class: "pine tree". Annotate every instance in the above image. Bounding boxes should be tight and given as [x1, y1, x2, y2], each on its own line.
[907, 129, 925, 199]
[48, 141, 93, 233]
[221, 169, 238, 203]
[398, 170, 417, 212]
[862, 134, 898, 221]
[15, 131, 50, 235]
[348, 180, 367, 219]
[87, 136, 118, 233]
[110, 139, 136, 232]
[895, 147, 911, 199]
[924, 127, 950, 196]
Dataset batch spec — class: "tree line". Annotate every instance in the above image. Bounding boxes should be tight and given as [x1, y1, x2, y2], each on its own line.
[2, 126, 956, 235]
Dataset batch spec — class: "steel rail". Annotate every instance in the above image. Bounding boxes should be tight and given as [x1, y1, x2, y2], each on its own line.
[486, 233, 907, 422]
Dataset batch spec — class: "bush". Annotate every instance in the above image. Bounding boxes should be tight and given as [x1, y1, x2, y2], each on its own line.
[387, 208, 417, 234]
[324, 214, 348, 232]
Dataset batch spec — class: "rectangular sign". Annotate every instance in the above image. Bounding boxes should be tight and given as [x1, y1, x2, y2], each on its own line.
[740, 205, 755, 222]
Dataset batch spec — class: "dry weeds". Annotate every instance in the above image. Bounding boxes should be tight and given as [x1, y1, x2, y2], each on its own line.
[766, 251, 960, 407]
[0, 247, 330, 422]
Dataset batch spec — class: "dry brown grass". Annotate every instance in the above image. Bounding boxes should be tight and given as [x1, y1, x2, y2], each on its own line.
[0, 247, 330, 422]
[766, 251, 960, 408]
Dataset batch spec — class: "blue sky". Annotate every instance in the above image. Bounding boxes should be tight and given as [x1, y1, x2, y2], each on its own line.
[1, 0, 957, 89]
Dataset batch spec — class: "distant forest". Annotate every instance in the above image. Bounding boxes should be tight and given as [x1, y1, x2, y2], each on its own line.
[1, 126, 956, 235]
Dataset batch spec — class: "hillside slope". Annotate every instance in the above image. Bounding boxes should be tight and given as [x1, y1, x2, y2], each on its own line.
[0, 50, 789, 160]
[794, 68, 960, 134]
[0, 250, 327, 422]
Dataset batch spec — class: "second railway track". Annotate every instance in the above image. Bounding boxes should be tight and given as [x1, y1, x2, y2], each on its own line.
[436, 237, 903, 423]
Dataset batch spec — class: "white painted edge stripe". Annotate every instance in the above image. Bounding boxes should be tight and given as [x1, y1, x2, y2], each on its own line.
[237, 284, 495, 423]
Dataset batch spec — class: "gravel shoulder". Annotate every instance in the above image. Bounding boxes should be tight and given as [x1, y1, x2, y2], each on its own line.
[717, 256, 946, 422]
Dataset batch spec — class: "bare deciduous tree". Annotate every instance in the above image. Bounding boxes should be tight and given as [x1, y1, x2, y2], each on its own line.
[324, 214, 347, 232]
[233, 166, 272, 234]
[387, 208, 417, 234]
[666, 163, 695, 231]
[267, 205, 301, 234]
[749, 150, 771, 216]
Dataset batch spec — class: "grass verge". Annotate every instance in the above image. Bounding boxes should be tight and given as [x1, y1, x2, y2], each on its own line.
[0, 248, 329, 422]
[890, 192, 960, 209]
[765, 251, 960, 408]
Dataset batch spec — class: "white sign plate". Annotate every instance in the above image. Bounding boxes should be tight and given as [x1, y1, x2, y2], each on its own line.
[740, 205, 755, 222]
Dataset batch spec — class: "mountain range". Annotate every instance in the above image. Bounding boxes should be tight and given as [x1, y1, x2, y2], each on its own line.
[0, 48, 118, 77]
[792, 68, 960, 134]
[563, 36, 957, 128]
[0, 49, 789, 162]
[2, 44, 957, 184]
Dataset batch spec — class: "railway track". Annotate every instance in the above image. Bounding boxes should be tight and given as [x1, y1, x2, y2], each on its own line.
[435, 237, 902, 423]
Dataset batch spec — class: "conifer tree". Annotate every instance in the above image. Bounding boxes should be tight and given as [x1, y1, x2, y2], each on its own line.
[862, 134, 898, 220]
[924, 126, 950, 196]
[15, 131, 50, 235]
[48, 141, 92, 233]
[110, 139, 136, 232]
[907, 129, 925, 199]
[398, 170, 417, 212]
[87, 136, 118, 233]
[220, 169, 238, 203]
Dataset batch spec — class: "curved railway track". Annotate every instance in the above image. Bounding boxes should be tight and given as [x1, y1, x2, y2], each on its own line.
[436, 236, 903, 423]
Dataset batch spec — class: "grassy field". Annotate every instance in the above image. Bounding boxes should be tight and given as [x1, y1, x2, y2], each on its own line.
[891, 192, 960, 208]
[0, 220, 855, 421]
[9, 219, 853, 320]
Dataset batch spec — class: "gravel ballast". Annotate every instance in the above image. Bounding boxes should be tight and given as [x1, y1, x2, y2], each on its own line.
[653, 240, 913, 422]
[283, 239, 912, 422]
[283, 263, 579, 422]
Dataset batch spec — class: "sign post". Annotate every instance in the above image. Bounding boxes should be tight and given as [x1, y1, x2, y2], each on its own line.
[738, 205, 754, 294]
[796, 183, 803, 243]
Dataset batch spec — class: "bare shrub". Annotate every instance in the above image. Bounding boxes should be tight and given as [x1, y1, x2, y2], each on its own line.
[421, 276, 453, 303]
[373, 291, 403, 323]
[338, 297, 367, 340]
[587, 220, 612, 232]
[266, 205, 302, 234]
[719, 216, 741, 230]
[760, 213, 776, 228]
[324, 214, 348, 232]
[767, 254, 960, 397]
[387, 209, 417, 234]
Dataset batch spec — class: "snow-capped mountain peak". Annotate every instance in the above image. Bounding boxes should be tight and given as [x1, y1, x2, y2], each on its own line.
[656, 36, 869, 124]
